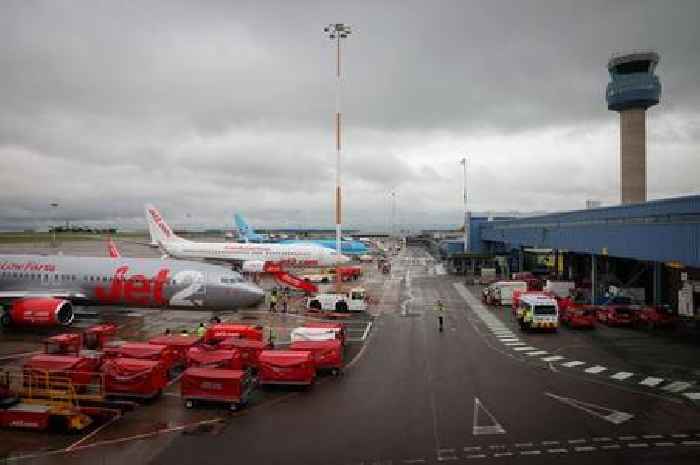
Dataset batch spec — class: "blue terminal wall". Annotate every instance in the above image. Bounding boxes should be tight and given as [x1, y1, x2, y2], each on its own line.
[478, 195, 700, 268]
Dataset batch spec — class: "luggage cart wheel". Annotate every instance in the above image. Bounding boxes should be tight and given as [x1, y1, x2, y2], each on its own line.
[185, 400, 194, 409]
[230, 403, 239, 412]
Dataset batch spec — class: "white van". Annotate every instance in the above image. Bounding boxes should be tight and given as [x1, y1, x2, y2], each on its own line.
[516, 294, 559, 331]
[490, 281, 528, 306]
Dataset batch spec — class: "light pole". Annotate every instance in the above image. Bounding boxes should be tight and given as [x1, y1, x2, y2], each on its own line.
[50, 202, 59, 246]
[460, 157, 470, 253]
[391, 190, 397, 238]
[323, 23, 352, 260]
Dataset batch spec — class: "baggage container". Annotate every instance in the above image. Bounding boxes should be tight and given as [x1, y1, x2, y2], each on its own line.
[290, 327, 337, 343]
[258, 350, 315, 386]
[115, 342, 177, 373]
[23, 354, 101, 387]
[101, 358, 167, 400]
[186, 346, 243, 370]
[148, 335, 202, 367]
[181, 367, 255, 411]
[0, 403, 51, 430]
[218, 338, 266, 369]
[44, 333, 82, 355]
[204, 324, 263, 344]
[289, 339, 343, 375]
[83, 323, 118, 350]
[302, 322, 346, 345]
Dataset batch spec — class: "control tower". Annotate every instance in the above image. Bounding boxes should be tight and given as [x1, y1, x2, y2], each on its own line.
[606, 51, 661, 204]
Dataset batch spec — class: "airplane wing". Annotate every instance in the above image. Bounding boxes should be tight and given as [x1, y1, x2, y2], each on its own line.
[0, 291, 89, 301]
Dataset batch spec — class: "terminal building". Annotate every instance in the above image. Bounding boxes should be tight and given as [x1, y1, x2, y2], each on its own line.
[427, 51, 699, 314]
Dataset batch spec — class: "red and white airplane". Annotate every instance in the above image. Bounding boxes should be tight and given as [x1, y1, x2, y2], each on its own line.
[145, 204, 350, 272]
[0, 252, 264, 328]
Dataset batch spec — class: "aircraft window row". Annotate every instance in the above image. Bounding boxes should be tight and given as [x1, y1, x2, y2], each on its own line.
[0, 271, 77, 280]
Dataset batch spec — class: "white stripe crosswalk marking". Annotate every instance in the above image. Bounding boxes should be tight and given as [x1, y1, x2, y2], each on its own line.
[498, 338, 520, 342]
[661, 381, 693, 393]
[526, 350, 548, 356]
[561, 361, 585, 368]
[639, 377, 664, 387]
[542, 356, 564, 362]
[683, 392, 700, 400]
[513, 346, 537, 351]
[610, 372, 634, 381]
[504, 342, 526, 346]
[584, 365, 607, 374]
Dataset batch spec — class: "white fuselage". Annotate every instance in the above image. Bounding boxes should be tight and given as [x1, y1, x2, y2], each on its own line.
[163, 241, 347, 267]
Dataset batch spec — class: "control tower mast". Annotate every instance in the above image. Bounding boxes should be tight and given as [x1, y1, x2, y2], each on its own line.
[606, 51, 661, 204]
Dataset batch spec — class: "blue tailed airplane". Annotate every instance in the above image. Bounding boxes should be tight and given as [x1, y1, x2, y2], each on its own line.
[234, 214, 368, 255]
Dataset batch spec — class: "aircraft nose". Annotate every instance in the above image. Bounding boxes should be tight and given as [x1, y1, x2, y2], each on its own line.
[241, 283, 265, 307]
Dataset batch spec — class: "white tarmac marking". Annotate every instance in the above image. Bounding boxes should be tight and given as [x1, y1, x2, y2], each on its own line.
[610, 372, 634, 381]
[654, 442, 676, 447]
[541, 440, 560, 445]
[493, 452, 513, 457]
[671, 433, 689, 438]
[642, 434, 663, 439]
[403, 459, 426, 464]
[515, 443, 534, 448]
[498, 338, 520, 342]
[547, 448, 568, 453]
[601, 444, 621, 450]
[639, 377, 664, 387]
[592, 437, 612, 442]
[541, 355, 564, 362]
[473, 397, 506, 435]
[561, 361, 585, 367]
[681, 440, 700, 446]
[465, 454, 486, 459]
[661, 381, 693, 393]
[684, 392, 700, 400]
[463, 446, 482, 452]
[574, 446, 596, 452]
[545, 392, 634, 425]
[512, 346, 537, 351]
[437, 448, 457, 461]
[504, 342, 526, 346]
[526, 350, 548, 356]
[618, 436, 637, 441]
[627, 443, 649, 448]
[568, 439, 587, 444]
[584, 365, 607, 374]
[520, 450, 541, 456]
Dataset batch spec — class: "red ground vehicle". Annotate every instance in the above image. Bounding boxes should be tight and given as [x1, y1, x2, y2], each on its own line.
[101, 358, 168, 400]
[289, 339, 343, 375]
[560, 306, 596, 329]
[596, 305, 635, 326]
[181, 367, 255, 411]
[336, 266, 362, 281]
[112, 342, 178, 373]
[83, 323, 118, 350]
[258, 350, 315, 386]
[218, 338, 266, 370]
[302, 322, 346, 345]
[204, 324, 263, 344]
[186, 346, 243, 370]
[23, 354, 102, 387]
[634, 305, 676, 329]
[148, 335, 202, 367]
[43, 333, 82, 355]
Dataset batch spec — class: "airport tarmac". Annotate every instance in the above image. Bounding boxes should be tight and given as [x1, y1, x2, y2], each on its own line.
[2, 243, 698, 464]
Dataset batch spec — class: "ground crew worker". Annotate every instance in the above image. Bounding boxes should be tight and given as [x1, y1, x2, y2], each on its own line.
[164, 328, 172, 336]
[281, 292, 288, 313]
[522, 307, 533, 330]
[196, 322, 206, 337]
[269, 292, 278, 313]
[435, 299, 446, 332]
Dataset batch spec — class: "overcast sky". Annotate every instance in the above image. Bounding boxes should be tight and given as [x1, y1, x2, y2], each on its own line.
[1, 0, 698, 231]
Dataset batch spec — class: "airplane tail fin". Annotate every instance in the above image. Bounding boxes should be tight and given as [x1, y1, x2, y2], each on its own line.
[107, 237, 121, 258]
[144, 204, 188, 245]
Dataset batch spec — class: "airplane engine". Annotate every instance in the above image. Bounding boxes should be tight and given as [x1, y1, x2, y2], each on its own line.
[1, 298, 74, 327]
[241, 261, 266, 273]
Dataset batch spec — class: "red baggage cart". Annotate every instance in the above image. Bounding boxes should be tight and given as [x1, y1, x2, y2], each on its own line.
[116, 342, 178, 373]
[302, 322, 346, 345]
[44, 333, 82, 355]
[181, 367, 255, 411]
[186, 346, 243, 370]
[289, 339, 343, 375]
[218, 337, 266, 370]
[83, 323, 118, 350]
[23, 354, 101, 387]
[258, 350, 315, 386]
[204, 324, 263, 344]
[101, 358, 167, 400]
[148, 335, 202, 367]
